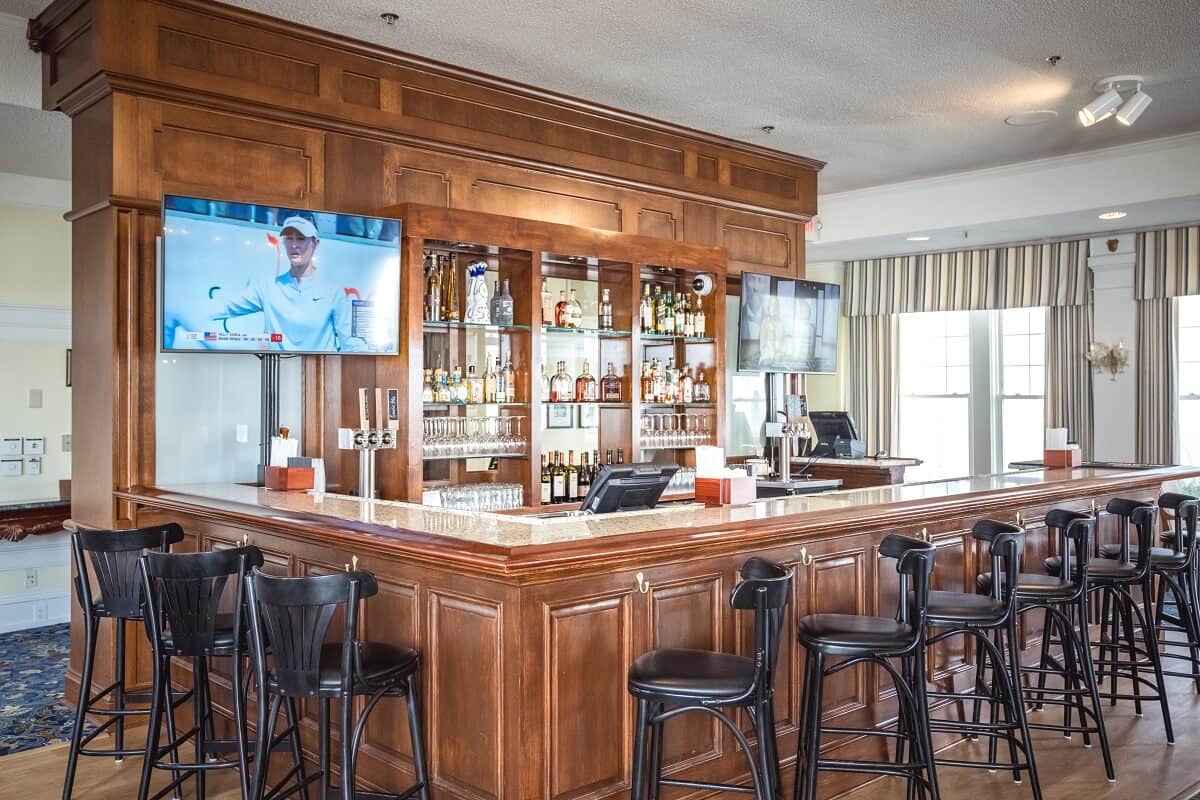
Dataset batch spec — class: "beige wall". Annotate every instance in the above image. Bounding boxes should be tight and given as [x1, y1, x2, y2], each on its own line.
[803, 261, 847, 413]
[0, 203, 71, 305]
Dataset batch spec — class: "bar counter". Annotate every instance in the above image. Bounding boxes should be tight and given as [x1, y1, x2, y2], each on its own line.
[118, 465, 1200, 800]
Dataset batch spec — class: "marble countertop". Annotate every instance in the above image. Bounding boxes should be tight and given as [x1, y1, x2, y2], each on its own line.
[141, 466, 1190, 551]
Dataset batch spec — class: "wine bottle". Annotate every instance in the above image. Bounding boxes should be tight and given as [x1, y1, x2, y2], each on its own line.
[578, 452, 592, 499]
[551, 452, 566, 503]
[566, 450, 579, 501]
[540, 454, 552, 504]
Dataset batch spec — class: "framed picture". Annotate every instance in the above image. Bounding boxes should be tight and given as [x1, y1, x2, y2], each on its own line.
[546, 403, 574, 429]
[577, 404, 598, 429]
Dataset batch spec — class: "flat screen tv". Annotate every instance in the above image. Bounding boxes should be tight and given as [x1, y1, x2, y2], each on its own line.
[160, 195, 401, 354]
[737, 272, 840, 373]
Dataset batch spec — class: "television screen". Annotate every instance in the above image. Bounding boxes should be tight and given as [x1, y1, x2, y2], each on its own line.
[737, 272, 840, 373]
[160, 195, 401, 354]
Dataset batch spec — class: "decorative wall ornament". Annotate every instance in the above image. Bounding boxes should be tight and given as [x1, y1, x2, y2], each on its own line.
[1107, 238, 1120, 253]
[1085, 340, 1130, 380]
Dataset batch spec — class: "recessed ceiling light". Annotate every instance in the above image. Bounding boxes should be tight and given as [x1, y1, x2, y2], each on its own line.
[906, 235, 931, 242]
[1098, 211, 1127, 220]
[380, 12, 399, 24]
[1005, 110, 1059, 127]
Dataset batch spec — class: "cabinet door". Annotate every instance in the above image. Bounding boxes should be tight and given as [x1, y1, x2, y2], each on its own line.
[683, 202, 803, 278]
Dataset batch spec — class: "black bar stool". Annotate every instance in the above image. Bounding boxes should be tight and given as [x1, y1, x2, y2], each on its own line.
[245, 568, 431, 800]
[136, 545, 308, 800]
[1071, 499, 1172, 740]
[63, 524, 186, 800]
[978, 509, 1114, 781]
[627, 557, 793, 800]
[918, 520, 1040, 799]
[793, 534, 938, 800]
[1099, 492, 1200, 690]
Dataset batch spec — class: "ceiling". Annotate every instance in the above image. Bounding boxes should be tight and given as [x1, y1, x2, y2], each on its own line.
[2, 0, 1199, 195]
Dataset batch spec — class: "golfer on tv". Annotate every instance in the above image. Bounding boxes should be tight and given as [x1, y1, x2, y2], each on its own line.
[209, 216, 368, 352]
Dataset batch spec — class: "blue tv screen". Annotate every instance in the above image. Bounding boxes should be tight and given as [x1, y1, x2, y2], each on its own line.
[160, 195, 401, 354]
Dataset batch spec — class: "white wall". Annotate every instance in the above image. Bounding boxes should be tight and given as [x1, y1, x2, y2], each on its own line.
[802, 261, 847, 413]
[1089, 234, 1137, 462]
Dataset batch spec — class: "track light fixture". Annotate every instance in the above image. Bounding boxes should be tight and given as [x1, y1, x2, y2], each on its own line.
[1079, 75, 1152, 128]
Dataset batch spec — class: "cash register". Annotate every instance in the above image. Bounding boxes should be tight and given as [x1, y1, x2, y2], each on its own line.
[533, 463, 678, 519]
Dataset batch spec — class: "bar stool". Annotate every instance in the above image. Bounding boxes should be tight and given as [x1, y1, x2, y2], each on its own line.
[62, 524, 186, 800]
[627, 557, 793, 800]
[137, 545, 308, 800]
[918, 520, 1040, 799]
[1099, 493, 1200, 690]
[793, 534, 938, 800]
[978, 509, 1114, 781]
[245, 568, 431, 800]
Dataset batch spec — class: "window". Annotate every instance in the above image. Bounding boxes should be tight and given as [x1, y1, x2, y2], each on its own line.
[898, 307, 1046, 482]
[1178, 296, 1200, 467]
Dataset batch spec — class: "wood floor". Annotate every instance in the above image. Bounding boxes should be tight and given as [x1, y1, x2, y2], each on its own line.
[10, 675, 1200, 800]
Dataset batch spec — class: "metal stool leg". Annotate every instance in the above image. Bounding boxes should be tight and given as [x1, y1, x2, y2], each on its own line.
[630, 698, 650, 800]
[62, 615, 98, 800]
[404, 673, 432, 800]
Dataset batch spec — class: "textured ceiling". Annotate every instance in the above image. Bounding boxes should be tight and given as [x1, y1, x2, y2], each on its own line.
[4, 0, 1200, 193]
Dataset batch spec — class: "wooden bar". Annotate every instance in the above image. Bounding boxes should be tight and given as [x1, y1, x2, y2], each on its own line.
[800, 457, 921, 488]
[116, 465, 1200, 799]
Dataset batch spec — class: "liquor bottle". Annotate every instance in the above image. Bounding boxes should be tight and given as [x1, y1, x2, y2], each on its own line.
[654, 285, 668, 333]
[434, 367, 450, 403]
[424, 253, 441, 322]
[466, 364, 484, 404]
[421, 369, 434, 403]
[616, 448, 625, 464]
[639, 283, 654, 332]
[489, 278, 502, 326]
[578, 452, 592, 499]
[694, 367, 711, 402]
[567, 287, 583, 328]
[491, 278, 514, 327]
[550, 361, 574, 403]
[551, 452, 566, 503]
[593, 450, 602, 480]
[501, 353, 517, 402]
[601, 362, 622, 402]
[541, 279, 554, 325]
[605, 448, 615, 466]
[540, 454, 552, 504]
[441, 254, 459, 321]
[681, 365, 694, 404]
[663, 358, 677, 404]
[566, 450, 579, 501]
[554, 290, 570, 328]
[640, 361, 654, 403]
[651, 359, 665, 403]
[575, 360, 597, 402]
[540, 363, 551, 401]
[674, 293, 686, 335]
[483, 359, 498, 403]
[693, 298, 706, 338]
[451, 364, 467, 404]
[599, 288, 614, 331]
[493, 356, 507, 403]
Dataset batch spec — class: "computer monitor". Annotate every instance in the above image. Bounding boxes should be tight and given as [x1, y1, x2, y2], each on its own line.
[579, 463, 678, 514]
[809, 411, 860, 457]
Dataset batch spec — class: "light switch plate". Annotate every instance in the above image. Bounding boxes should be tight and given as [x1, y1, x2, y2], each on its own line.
[23, 437, 44, 455]
[29, 389, 43, 409]
[61, 434, 71, 453]
[1, 438, 20, 456]
[0, 458, 22, 477]
[25, 456, 42, 476]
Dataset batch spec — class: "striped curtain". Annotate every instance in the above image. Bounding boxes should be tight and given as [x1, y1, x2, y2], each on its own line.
[846, 315, 897, 455]
[1045, 305, 1094, 458]
[1134, 226, 1200, 299]
[1135, 297, 1178, 464]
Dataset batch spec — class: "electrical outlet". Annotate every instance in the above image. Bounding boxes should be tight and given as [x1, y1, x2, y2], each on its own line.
[29, 389, 43, 409]
[62, 434, 71, 452]
[33, 602, 48, 622]
[25, 569, 38, 590]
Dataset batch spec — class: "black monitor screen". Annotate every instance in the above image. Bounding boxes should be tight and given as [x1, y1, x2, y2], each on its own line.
[580, 464, 678, 514]
[809, 412, 858, 449]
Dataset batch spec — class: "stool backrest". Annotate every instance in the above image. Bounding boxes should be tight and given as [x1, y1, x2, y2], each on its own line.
[973, 519, 1024, 607]
[1043, 509, 1094, 592]
[1159, 492, 1199, 562]
[879, 534, 935, 632]
[1105, 497, 1156, 576]
[71, 524, 185, 619]
[245, 568, 379, 697]
[139, 546, 264, 657]
[729, 557, 793, 695]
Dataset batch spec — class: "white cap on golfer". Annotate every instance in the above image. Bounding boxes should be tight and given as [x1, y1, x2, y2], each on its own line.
[279, 216, 319, 239]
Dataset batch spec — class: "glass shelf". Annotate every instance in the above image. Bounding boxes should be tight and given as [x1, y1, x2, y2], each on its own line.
[542, 401, 630, 408]
[542, 326, 632, 338]
[641, 402, 716, 409]
[423, 402, 529, 409]
[639, 444, 713, 451]
[422, 453, 528, 462]
[640, 334, 715, 344]
[424, 321, 531, 333]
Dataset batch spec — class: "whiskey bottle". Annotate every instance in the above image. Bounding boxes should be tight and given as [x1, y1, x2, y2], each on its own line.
[575, 360, 597, 402]
[674, 293, 686, 335]
[466, 364, 484, 404]
[554, 290, 570, 328]
[551, 451, 566, 503]
[550, 361, 574, 403]
[681, 365, 694, 404]
[540, 454, 552, 504]
[601, 362, 622, 402]
[599, 288, 613, 331]
[421, 369, 434, 403]
[694, 367, 711, 402]
[567, 287, 583, 328]
[639, 283, 654, 332]
[693, 299, 706, 338]
[640, 360, 654, 403]
[566, 450, 579, 501]
[654, 286, 669, 334]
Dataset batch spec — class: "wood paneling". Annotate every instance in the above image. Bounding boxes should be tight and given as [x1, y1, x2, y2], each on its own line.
[341, 70, 381, 108]
[158, 27, 320, 95]
[361, 577, 421, 771]
[466, 180, 622, 231]
[636, 208, 677, 239]
[810, 550, 868, 716]
[683, 202, 801, 277]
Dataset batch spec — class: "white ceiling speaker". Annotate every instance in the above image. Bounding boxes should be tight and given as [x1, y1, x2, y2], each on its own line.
[1079, 75, 1151, 128]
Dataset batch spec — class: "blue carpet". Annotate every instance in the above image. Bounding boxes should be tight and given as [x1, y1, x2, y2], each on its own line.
[0, 623, 85, 756]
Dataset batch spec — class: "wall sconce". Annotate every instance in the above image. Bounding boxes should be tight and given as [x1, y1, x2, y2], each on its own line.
[1086, 340, 1129, 380]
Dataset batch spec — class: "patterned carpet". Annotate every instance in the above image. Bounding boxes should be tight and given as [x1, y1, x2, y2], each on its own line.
[0, 623, 85, 756]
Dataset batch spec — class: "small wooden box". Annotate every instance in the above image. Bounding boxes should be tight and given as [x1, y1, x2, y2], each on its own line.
[695, 475, 756, 507]
[1043, 448, 1082, 468]
[265, 466, 315, 491]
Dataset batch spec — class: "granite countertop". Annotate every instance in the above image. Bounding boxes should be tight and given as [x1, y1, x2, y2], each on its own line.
[142, 466, 1185, 550]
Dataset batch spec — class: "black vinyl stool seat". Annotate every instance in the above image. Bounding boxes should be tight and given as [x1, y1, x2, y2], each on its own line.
[1105, 494, 1200, 691]
[977, 509, 1116, 781]
[246, 568, 431, 800]
[793, 535, 938, 800]
[628, 557, 793, 800]
[919, 521, 1041, 800]
[63, 524, 186, 800]
[136, 546, 308, 800]
[1051, 500, 1174, 743]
